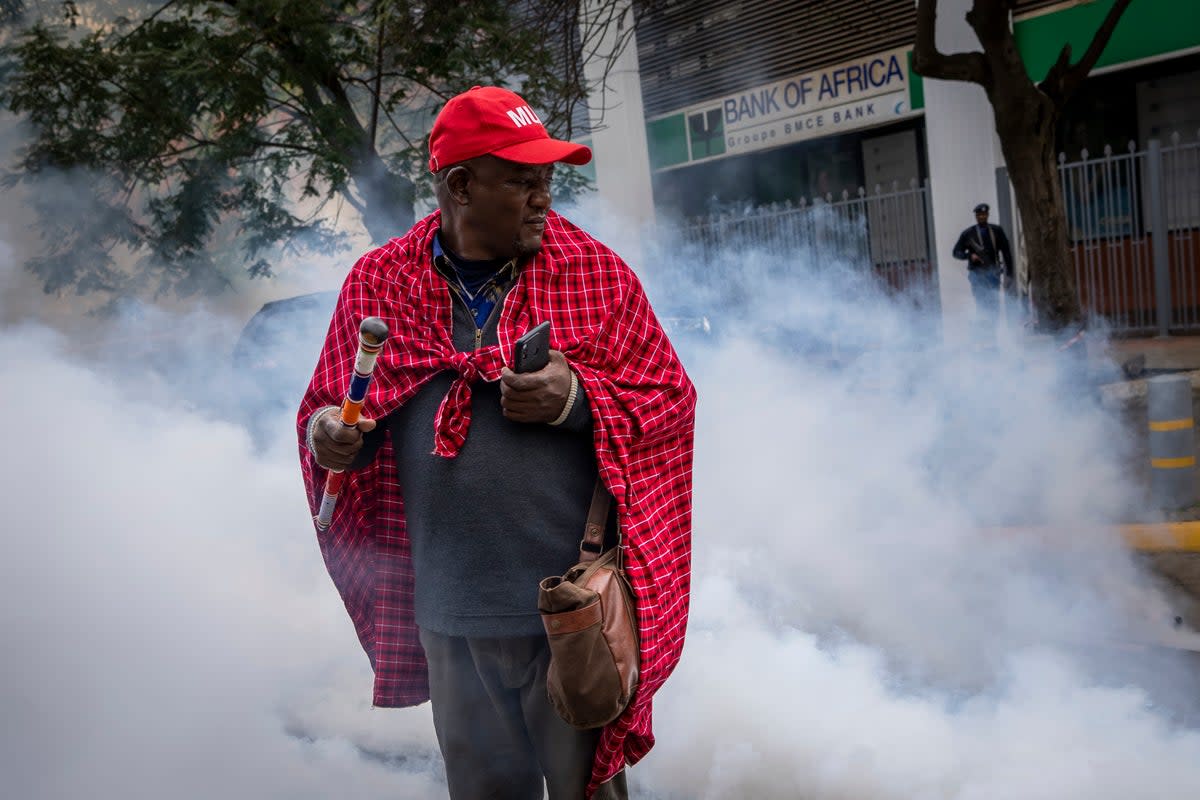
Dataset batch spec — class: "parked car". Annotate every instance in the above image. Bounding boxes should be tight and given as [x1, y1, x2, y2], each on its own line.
[232, 291, 337, 444]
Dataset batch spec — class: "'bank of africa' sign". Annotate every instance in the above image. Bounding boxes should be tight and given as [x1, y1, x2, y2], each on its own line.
[671, 48, 917, 165]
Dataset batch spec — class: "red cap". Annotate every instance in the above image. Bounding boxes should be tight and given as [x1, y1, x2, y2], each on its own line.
[428, 86, 592, 173]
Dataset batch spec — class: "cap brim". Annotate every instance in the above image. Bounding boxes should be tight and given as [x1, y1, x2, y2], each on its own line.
[490, 137, 592, 166]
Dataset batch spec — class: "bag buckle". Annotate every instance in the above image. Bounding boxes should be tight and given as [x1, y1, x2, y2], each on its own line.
[579, 521, 604, 559]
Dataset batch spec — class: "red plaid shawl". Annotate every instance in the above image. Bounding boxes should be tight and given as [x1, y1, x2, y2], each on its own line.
[297, 209, 696, 791]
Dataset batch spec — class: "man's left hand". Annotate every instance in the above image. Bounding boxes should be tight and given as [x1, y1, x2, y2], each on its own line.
[500, 349, 573, 423]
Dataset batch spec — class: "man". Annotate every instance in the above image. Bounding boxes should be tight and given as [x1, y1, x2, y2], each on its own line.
[952, 202, 1016, 325]
[297, 86, 696, 799]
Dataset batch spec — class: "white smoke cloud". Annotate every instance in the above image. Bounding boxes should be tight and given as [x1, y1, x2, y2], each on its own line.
[637, 328, 1200, 799]
[0, 322, 446, 799]
[5, 184, 1200, 800]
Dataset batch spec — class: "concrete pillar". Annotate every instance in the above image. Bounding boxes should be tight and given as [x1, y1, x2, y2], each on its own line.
[919, 0, 1006, 345]
[580, 0, 656, 240]
[1148, 374, 1198, 510]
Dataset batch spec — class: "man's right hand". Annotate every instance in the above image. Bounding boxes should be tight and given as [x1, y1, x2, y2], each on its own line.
[969, 253, 982, 264]
[312, 409, 377, 471]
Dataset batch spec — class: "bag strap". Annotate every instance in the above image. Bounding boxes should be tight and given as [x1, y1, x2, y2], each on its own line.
[578, 479, 611, 564]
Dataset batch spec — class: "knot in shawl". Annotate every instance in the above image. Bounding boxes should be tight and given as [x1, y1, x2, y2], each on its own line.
[431, 347, 504, 457]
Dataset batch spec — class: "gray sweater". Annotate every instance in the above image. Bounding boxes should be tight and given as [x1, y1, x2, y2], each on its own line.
[352, 288, 601, 636]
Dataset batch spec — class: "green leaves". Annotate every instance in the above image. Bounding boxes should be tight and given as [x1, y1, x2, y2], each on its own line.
[2, 0, 603, 306]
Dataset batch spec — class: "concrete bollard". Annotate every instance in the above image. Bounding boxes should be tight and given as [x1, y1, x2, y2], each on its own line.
[1148, 374, 1198, 509]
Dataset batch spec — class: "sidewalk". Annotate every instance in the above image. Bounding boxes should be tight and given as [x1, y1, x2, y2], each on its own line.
[1107, 335, 1200, 372]
[1096, 335, 1200, 406]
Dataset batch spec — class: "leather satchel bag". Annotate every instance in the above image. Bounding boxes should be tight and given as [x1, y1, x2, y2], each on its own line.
[537, 481, 639, 729]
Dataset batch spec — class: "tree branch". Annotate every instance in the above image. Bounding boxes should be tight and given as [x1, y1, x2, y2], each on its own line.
[1038, 42, 1074, 104]
[1058, 0, 1133, 99]
[911, 0, 987, 85]
[113, 0, 183, 46]
[368, 7, 385, 154]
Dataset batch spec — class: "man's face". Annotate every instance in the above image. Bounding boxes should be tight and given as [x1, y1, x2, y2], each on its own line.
[461, 156, 553, 260]
[975, 210, 989, 225]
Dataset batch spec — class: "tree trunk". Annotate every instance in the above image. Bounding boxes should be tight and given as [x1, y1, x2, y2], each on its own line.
[991, 89, 1082, 331]
[352, 159, 416, 245]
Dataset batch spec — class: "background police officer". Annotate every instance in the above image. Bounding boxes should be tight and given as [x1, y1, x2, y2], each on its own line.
[953, 202, 1015, 330]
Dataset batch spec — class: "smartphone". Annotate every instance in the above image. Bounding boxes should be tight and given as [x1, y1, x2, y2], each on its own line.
[513, 321, 551, 373]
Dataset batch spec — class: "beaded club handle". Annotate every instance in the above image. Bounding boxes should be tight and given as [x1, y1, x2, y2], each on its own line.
[314, 316, 389, 530]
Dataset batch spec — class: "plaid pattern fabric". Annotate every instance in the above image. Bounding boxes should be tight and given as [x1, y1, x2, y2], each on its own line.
[297, 209, 696, 793]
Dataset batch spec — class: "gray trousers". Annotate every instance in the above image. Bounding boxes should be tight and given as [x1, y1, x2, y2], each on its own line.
[419, 628, 629, 800]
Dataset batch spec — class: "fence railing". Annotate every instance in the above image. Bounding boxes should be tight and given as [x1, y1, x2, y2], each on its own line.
[1057, 132, 1200, 335]
[658, 179, 940, 311]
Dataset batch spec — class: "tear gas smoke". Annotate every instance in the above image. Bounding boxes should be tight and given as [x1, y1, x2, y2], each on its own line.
[4, 189, 1200, 800]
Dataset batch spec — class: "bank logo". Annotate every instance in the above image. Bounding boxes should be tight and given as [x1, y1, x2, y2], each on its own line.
[688, 109, 725, 159]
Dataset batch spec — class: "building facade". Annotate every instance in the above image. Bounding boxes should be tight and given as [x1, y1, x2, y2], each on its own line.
[585, 0, 1200, 340]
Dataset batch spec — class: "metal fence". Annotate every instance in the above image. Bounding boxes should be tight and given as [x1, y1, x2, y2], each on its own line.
[1057, 132, 1200, 335]
[659, 179, 940, 311]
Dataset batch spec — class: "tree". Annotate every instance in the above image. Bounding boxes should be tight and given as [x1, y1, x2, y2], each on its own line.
[0, 0, 24, 26]
[0, 0, 645, 304]
[912, 0, 1133, 331]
